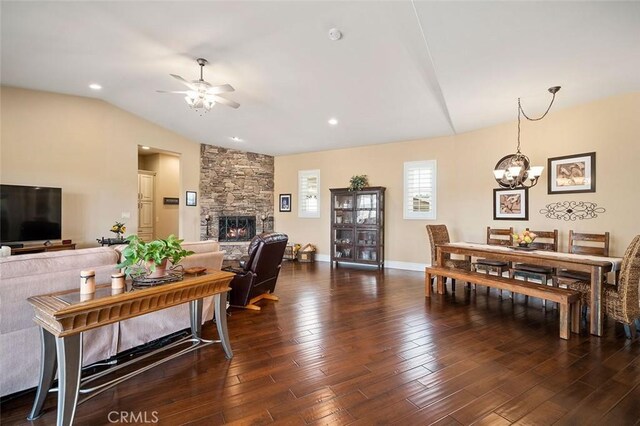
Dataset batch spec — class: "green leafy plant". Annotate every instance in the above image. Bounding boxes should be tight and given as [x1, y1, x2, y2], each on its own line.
[116, 234, 194, 276]
[348, 175, 368, 191]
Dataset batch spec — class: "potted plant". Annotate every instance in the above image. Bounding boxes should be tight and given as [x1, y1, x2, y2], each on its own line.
[116, 234, 194, 278]
[348, 175, 368, 191]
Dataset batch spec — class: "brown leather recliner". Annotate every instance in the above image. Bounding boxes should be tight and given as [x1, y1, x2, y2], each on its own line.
[226, 232, 288, 310]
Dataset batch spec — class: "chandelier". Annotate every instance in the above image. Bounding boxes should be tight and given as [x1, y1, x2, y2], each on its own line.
[493, 86, 561, 189]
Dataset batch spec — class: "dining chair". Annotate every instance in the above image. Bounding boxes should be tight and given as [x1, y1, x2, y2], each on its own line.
[474, 227, 513, 275]
[473, 227, 513, 296]
[510, 229, 559, 286]
[426, 224, 472, 293]
[556, 231, 612, 286]
[567, 234, 640, 338]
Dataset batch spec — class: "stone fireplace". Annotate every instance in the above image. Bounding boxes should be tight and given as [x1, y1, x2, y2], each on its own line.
[218, 216, 256, 242]
[199, 145, 274, 260]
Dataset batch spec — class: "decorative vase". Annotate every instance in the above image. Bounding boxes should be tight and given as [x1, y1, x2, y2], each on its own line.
[147, 258, 168, 278]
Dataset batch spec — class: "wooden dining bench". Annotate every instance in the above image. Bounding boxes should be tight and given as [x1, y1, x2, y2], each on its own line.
[425, 266, 581, 339]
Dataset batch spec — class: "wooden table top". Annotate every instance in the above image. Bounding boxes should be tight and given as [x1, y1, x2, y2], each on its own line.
[438, 242, 621, 272]
[27, 270, 235, 337]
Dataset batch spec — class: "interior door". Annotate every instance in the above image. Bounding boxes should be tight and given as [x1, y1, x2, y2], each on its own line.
[138, 171, 155, 241]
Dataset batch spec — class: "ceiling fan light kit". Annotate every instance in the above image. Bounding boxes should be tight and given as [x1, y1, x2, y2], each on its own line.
[157, 57, 240, 115]
[493, 86, 561, 189]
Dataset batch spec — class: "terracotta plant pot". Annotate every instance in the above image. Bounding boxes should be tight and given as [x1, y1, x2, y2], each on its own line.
[147, 258, 168, 278]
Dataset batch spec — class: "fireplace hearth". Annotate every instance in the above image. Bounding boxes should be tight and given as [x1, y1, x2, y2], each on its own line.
[218, 216, 256, 242]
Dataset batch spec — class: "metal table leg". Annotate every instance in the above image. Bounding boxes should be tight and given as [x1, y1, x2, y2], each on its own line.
[27, 327, 57, 420]
[56, 333, 82, 426]
[189, 299, 203, 338]
[214, 292, 233, 359]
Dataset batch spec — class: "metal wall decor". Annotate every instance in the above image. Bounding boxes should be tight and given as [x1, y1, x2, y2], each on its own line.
[539, 201, 606, 221]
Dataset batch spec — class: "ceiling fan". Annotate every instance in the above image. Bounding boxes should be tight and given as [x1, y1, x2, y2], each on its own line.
[157, 58, 240, 113]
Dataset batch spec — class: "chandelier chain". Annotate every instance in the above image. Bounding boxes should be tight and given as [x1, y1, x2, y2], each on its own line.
[515, 90, 558, 155]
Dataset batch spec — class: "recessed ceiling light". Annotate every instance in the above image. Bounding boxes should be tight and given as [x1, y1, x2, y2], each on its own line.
[328, 28, 342, 41]
[89, 83, 102, 90]
[328, 118, 338, 126]
[230, 136, 243, 142]
[141, 146, 151, 150]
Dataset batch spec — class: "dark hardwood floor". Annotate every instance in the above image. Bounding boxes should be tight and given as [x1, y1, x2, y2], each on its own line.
[2, 261, 640, 425]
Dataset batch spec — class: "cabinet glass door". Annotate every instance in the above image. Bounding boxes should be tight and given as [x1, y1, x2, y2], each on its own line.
[333, 228, 354, 260]
[356, 193, 378, 225]
[334, 210, 354, 225]
[356, 230, 378, 262]
[333, 194, 354, 225]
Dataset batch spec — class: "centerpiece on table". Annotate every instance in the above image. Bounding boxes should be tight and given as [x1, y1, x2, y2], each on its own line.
[116, 234, 194, 283]
[512, 230, 537, 248]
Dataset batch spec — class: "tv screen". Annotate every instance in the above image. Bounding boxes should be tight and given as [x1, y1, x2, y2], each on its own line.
[0, 185, 62, 243]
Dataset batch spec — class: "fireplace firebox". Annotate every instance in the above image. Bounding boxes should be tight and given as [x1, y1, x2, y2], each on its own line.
[218, 216, 256, 242]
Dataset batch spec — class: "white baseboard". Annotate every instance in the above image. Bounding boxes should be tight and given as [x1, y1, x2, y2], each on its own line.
[384, 261, 427, 272]
[312, 254, 426, 272]
[315, 254, 331, 262]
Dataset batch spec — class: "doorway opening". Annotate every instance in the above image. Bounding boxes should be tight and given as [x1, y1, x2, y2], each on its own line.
[137, 146, 181, 241]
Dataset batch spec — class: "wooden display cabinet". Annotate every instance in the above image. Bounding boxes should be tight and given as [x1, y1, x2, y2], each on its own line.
[330, 187, 385, 269]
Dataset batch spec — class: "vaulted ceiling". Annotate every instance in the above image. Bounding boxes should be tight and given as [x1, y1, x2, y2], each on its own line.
[2, 1, 639, 155]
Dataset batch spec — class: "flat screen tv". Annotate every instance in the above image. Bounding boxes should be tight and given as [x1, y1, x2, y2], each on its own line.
[0, 184, 62, 243]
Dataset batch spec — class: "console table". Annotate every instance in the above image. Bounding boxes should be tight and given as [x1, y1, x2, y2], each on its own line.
[11, 243, 76, 255]
[26, 270, 234, 426]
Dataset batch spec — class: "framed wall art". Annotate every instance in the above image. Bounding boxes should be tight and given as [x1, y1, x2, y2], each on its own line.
[279, 194, 292, 212]
[493, 188, 528, 220]
[186, 191, 197, 206]
[548, 152, 596, 194]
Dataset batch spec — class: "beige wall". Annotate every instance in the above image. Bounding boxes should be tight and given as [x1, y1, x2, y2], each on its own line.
[139, 153, 180, 239]
[1, 87, 201, 247]
[274, 92, 640, 268]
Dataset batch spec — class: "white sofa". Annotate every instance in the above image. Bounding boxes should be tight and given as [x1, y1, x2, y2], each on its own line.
[0, 241, 224, 397]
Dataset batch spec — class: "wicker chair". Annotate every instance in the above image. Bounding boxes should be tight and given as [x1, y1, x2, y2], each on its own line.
[426, 224, 471, 292]
[567, 234, 640, 338]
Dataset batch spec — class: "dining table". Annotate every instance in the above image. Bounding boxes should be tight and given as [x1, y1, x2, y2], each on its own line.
[435, 242, 623, 337]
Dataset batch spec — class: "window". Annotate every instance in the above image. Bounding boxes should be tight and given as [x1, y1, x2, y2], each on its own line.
[404, 160, 436, 219]
[298, 169, 320, 218]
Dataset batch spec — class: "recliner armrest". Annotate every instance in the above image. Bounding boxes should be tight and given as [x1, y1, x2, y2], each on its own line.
[222, 266, 246, 275]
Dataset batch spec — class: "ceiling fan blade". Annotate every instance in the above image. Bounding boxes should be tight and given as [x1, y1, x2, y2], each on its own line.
[206, 84, 235, 95]
[170, 74, 197, 90]
[156, 90, 191, 94]
[213, 96, 240, 109]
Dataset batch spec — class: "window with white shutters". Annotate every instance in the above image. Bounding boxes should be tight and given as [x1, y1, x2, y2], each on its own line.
[298, 169, 320, 218]
[403, 160, 436, 219]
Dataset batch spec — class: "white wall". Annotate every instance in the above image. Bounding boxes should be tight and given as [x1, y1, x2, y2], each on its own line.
[1, 87, 202, 246]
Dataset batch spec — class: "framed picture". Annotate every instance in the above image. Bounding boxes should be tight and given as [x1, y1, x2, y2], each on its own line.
[493, 188, 528, 220]
[279, 194, 291, 212]
[186, 191, 197, 206]
[548, 152, 596, 194]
